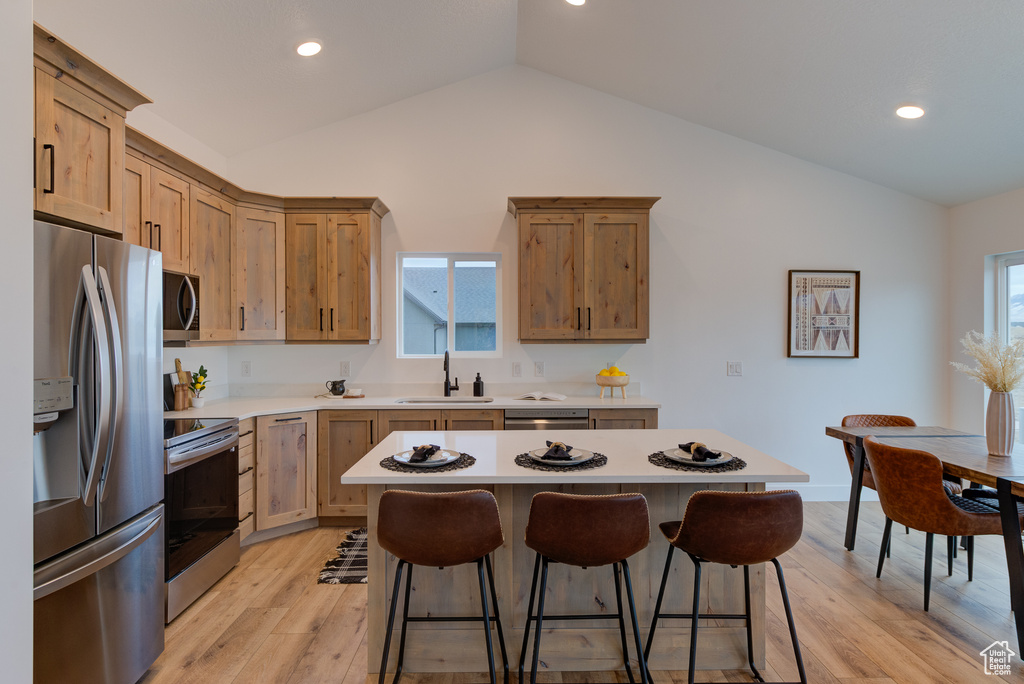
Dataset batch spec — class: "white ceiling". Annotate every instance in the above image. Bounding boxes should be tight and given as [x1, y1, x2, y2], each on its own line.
[33, 0, 1024, 206]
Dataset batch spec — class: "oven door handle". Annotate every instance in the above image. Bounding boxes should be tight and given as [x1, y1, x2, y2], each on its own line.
[166, 430, 239, 474]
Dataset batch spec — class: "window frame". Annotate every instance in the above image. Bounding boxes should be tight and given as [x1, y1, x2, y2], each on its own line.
[996, 252, 1024, 343]
[397, 252, 502, 359]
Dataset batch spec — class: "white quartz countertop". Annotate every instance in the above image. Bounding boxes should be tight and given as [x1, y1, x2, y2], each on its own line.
[164, 394, 660, 420]
[340, 429, 809, 485]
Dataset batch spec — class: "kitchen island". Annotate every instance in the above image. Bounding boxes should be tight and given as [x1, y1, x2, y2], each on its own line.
[341, 429, 808, 676]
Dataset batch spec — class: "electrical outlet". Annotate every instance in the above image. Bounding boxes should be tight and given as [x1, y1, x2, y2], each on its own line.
[240, 361, 251, 377]
[340, 361, 351, 377]
[512, 361, 522, 377]
[727, 361, 743, 376]
[534, 361, 545, 377]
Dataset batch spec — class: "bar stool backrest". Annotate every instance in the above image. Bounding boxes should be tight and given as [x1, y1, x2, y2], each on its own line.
[378, 489, 503, 567]
[524, 492, 650, 567]
[671, 490, 803, 566]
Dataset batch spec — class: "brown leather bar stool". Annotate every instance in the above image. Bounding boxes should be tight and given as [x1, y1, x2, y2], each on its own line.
[644, 490, 807, 684]
[377, 489, 508, 684]
[518, 492, 650, 684]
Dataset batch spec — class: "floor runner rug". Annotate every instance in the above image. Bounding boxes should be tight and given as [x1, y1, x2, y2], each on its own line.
[318, 527, 368, 584]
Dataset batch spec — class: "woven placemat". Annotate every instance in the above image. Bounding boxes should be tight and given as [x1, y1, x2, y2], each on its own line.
[648, 451, 747, 472]
[514, 452, 608, 472]
[379, 452, 476, 473]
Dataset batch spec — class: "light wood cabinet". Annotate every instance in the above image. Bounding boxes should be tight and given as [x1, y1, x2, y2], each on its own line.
[123, 155, 190, 272]
[236, 207, 286, 341]
[286, 211, 382, 343]
[318, 410, 377, 518]
[256, 412, 317, 531]
[589, 408, 659, 430]
[511, 197, 657, 342]
[191, 188, 236, 341]
[377, 409, 440, 440]
[442, 409, 504, 431]
[237, 418, 255, 541]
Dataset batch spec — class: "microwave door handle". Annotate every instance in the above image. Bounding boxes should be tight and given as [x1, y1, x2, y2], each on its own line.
[95, 267, 124, 503]
[179, 276, 197, 331]
[76, 266, 111, 508]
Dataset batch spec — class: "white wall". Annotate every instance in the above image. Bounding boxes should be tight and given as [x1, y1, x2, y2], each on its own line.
[2, 5, 36, 681]
[222, 66, 948, 499]
[948, 187, 1024, 431]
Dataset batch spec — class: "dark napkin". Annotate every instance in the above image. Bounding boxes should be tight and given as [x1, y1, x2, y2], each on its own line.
[408, 444, 441, 463]
[543, 440, 574, 460]
[679, 441, 722, 462]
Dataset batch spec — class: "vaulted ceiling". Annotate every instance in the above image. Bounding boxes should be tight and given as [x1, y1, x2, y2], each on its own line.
[33, 1, 1024, 206]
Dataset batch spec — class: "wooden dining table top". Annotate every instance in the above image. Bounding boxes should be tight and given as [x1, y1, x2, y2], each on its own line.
[824, 425, 978, 445]
[874, 434, 1024, 495]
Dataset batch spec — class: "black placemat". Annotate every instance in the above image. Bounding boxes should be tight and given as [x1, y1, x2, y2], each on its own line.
[648, 451, 747, 472]
[514, 452, 608, 471]
[379, 452, 476, 473]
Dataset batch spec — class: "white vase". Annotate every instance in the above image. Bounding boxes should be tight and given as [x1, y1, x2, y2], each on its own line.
[985, 391, 1015, 456]
[191, 396, 206, 409]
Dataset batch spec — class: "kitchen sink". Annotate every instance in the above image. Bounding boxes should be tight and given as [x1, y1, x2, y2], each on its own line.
[394, 396, 494, 403]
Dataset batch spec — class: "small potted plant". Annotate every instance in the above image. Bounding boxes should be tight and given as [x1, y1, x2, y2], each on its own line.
[951, 331, 1024, 455]
[190, 365, 208, 408]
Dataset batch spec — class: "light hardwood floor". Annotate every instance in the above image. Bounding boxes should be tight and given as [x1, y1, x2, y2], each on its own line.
[141, 502, 1024, 683]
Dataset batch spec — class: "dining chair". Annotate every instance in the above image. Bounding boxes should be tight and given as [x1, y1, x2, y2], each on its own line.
[644, 490, 807, 684]
[862, 436, 1023, 610]
[376, 489, 508, 684]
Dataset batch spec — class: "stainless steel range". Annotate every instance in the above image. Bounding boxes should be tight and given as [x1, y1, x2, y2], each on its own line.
[164, 416, 240, 622]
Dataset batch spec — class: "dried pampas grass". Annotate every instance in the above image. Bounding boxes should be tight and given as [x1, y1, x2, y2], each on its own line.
[950, 330, 1024, 392]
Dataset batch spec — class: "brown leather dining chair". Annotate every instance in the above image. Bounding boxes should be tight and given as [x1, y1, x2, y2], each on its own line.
[863, 436, 1024, 610]
[644, 490, 807, 684]
[377, 489, 508, 684]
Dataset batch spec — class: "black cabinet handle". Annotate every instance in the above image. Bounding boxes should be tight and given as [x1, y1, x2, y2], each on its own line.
[577, 307, 581, 330]
[154, 224, 161, 251]
[43, 144, 55, 194]
[240, 306, 245, 331]
[330, 308, 334, 332]
[239, 511, 254, 523]
[319, 308, 323, 331]
[238, 466, 254, 476]
[275, 416, 302, 422]
[145, 220, 153, 247]
[239, 430, 254, 438]
[588, 307, 591, 331]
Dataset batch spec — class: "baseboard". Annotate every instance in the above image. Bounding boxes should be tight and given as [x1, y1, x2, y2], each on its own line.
[240, 517, 318, 546]
[317, 516, 368, 527]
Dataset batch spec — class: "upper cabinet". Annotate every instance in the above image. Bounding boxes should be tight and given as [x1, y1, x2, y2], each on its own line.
[123, 154, 190, 271]
[191, 188, 236, 342]
[33, 24, 150, 234]
[285, 204, 386, 344]
[236, 207, 286, 341]
[510, 197, 658, 342]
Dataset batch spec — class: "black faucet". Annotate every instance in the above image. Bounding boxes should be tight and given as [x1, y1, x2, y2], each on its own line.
[443, 350, 459, 396]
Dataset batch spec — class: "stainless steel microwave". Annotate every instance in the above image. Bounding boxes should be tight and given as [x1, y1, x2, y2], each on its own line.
[163, 271, 199, 343]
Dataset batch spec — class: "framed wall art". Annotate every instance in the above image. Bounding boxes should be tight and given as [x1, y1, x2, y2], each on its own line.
[788, 270, 859, 358]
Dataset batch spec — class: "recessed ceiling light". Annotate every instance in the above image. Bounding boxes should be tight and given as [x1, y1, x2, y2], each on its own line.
[566, 0, 586, 5]
[297, 41, 321, 57]
[896, 105, 924, 119]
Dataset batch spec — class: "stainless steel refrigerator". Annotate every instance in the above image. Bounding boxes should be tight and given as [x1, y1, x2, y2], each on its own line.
[32, 220, 165, 684]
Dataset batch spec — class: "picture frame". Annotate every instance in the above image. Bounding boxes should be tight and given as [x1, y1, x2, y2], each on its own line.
[787, 270, 859, 358]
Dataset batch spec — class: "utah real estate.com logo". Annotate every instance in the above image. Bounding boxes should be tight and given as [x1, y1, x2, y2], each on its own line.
[980, 641, 1014, 676]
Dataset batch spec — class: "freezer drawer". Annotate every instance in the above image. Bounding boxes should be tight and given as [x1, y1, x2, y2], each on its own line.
[33, 504, 165, 684]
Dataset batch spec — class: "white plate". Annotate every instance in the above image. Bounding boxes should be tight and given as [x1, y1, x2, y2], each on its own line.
[392, 449, 461, 468]
[529, 447, 595, 466]
[664, 447, 734, 467]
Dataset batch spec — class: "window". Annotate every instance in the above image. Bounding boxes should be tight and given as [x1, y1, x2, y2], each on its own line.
[996, 252, 1024, 440]
[398, 253, 501, 357]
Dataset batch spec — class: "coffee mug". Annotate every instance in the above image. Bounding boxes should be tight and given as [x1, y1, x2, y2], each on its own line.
[326, 379, 346, 396]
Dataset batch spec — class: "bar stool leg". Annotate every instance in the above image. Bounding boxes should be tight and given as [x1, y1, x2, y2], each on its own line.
[529, 557, 551, 684]
[686, 556, 702, 684]
[742, 565, 764, 682]
[620, 559, 649, 684]
[475, 558, 498, 684]
[771, 558, 808, 684]
[393, 563, 415, 684]
[877, 518, 893, 578]
[644, 543, 675, 673]
[379, 559, 406, 684]
[484, 555, 509, 684]
[517, 553, 541, 683]
[612, 562, 637, 684]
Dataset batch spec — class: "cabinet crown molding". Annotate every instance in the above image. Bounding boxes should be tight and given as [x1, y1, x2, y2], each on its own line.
[507, 196, 660, 217]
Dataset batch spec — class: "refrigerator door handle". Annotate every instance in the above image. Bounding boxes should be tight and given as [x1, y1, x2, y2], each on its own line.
[33, 506, 163, 601]
[74, 265, 112, 508]
[95, 267, 124, 503]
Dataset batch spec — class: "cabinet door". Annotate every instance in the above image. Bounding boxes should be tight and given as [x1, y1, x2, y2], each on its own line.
[442, 409, 504, 431]
[286, 214, 328, 341]
[236, 208, 286, 340]
[256, 412, 317, 530]
[589, 408, 658, 430]
[123, 155, 149, 248]
[326, 213, 375, 341]
[190, 188, 236, 341]
[583, 212, 649, 340]
[151, 168, 190, 273]
[519, 212, 584, 340]
[318, 410, 376, 517]
[34, 69, 124, 233]
[378, 410, 441, 440]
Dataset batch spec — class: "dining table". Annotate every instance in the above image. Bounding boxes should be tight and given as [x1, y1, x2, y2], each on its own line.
[826, 426, 1024, 654]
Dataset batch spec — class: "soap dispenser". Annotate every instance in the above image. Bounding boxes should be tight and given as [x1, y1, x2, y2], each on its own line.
[473, 373, 484, 397]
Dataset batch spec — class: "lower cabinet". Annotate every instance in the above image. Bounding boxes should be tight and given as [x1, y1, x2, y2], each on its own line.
[256, 411, 317, 531]
[442, 409, 504, 431]
[237, 418, 255, 541]
[318, 410, 377, 518]
[377, 409, 440, 439]
[589, 408, 659, 429]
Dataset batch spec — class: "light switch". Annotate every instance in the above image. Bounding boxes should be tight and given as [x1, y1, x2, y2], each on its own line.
[727, 361, 743, 376]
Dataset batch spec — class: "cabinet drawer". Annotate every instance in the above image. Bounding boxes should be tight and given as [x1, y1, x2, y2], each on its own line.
[238, 418, 255, 447]
[239, 487, 254, 521]
[238, 441, 254, 475]
[239, 514, 255, 542]
[239, 469, 253, 496]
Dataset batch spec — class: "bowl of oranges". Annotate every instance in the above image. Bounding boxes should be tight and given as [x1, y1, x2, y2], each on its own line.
[596, 366, 629, 398]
